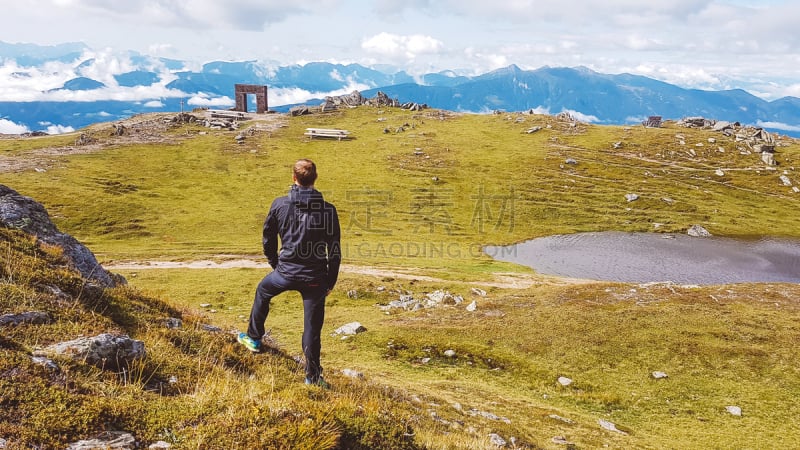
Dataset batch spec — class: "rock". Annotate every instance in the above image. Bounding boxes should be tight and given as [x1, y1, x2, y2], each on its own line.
[625, 193, 639, 202]
[444, 349, 457, 358]
[199, 303, 211, 308]
[333, 322, 367, 336]
[488, 433, 507, 447]
[31, 356, 60, 371]
[715, 169, 725, 177]
[201, 324, 222, 332]
[762, 152, 776, 166]
[148, 442, 171, 449]
[466, 301, 477, 312]
[164, 317, 182, 329]
[468, 409, 511, 424]
[43, 333, 145, 371]
[793, 187, 800, 193]
[598, 419, 628, 435]
[661, 197, 675, 205]
[0, 185, 121, 287]
[289, 106, 309, 116]
[0, 311, 52, 326]
[341, 368, 364, 379]
[726, 406, 742, 416]
[708, 137, 716, 144]
[687, 224, 711, 237]
[0, 437, 6, 448]
[652, 371, 668, 379]
[565, 158, 577, 165]
[470, 287, 487, 297]
[524, 126, 542, 134]
[780, 175, 792, 186]
[347, 289, 359, 299]
[552, 436, 574, 445]
[548, 414, 574, 424]
[67, 431, 136, 450]
[558, 376, 573, 386]
[613, 141, 623, 149]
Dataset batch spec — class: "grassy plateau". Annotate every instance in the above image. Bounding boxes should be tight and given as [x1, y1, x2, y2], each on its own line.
[1, 106, 799, 449]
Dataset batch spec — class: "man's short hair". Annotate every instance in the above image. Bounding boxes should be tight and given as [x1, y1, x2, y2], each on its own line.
[294, 159, 318, 186]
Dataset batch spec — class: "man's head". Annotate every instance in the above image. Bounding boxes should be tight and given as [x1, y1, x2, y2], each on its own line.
[293, 159, 318, 187]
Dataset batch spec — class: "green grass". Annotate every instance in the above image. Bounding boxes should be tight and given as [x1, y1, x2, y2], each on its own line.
[2, 107, 800, 448]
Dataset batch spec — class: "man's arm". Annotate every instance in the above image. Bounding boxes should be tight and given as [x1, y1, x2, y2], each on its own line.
[263, 204, 280, 269]
[326, 204, 342, 291]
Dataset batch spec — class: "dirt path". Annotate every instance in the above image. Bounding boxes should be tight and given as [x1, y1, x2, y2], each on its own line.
[103, 259, 588, 289]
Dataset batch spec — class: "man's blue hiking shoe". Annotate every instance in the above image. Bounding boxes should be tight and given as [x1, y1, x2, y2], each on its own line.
[237, 332, 261, 353]
[305, 377, 331, 389]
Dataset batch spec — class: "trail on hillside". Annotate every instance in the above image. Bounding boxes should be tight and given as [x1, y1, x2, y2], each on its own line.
[103, 259, 589, 289]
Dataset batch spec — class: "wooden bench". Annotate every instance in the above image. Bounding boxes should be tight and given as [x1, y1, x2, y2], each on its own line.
[209, 109, 248, 120]
[304, 128, 350, 140]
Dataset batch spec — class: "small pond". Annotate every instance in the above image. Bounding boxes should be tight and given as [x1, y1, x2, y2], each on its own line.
[485, 232, 800, 285]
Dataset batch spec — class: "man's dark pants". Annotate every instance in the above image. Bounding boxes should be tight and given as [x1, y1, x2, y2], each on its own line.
[246, 270, 327, 382]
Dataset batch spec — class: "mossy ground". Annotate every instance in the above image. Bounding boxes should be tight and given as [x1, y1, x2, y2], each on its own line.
[1, 107, 799, 448]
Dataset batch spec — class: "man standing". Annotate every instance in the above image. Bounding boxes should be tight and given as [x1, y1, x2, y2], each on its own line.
[238, 159, 341, 387]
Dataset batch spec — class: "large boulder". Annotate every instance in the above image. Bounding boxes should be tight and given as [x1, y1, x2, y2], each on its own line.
[43, 333, 145, 371]
[0, 184, 121, 287]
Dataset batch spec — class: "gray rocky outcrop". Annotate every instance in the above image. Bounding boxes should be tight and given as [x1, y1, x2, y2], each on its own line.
[319, 90, 422, 111]
[332, 322, 367, 337]
[42, 333, 145, 371]
[0, 185, 121, 287]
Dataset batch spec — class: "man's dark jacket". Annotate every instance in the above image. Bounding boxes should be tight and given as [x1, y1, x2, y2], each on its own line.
[263, 185, 341, 290]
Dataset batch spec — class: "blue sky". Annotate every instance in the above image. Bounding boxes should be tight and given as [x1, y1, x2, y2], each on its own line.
[0, 0, 797, 99]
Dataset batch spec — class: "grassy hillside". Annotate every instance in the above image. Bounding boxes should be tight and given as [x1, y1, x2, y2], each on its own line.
[1, 107, 799, 448]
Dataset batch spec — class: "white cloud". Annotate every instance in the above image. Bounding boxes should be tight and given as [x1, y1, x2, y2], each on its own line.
[757, 121, 800, 132]
[0, 118, 29, 134]
[187, 94, 235, 108]
[268, 80, 373, 106]
[562, 109, 600, 123]
[143, 100, 165, 108]
[362, 33, 444, 61]
[45, 124, 74, 134]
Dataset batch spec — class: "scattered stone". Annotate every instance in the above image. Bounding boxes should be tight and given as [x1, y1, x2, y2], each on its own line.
[201, 324, 222, 332]
[0, 438, 6, 448]
[164, 317, 182, 329]
[341, 368, 365, 379]
[613, 141, 623, 149]
[468, 409, 511, 424]
[31, 356, 60, 371]
[793, 187, 799, 193]
[149, 442, 171, 449]
[726, 406, 742, 416]
[687, 224, 711, 237]
[708, 137, 716, 144]
[289, 106, 310, 116]
[444, 349, 457, 358]
[652, 371, 668, 379]
[780, 175, 792, 186]
[552, 436, 575, 445]
[488, 433, 507, 447]
[558, 376, 573, 386]
[74, 133, 97, 146]
[715, 169, 725, 177]
[421, 357, 431, 364]
[0, 311, 52, 327]
[661, 197, 675, 205]
[199, 303, 211, 308]
[67, 431, 136, 450]
[466, 301, 478, 312]
[525, 126, 542, 134]
[565, 158, 577, 165]
[347, 289, 359, 299]
[625, 193, 639, 202]
[470, 287, 487, 297]
[599, 419, 628, 435]
[548, 414, 574, 424]
[42, 333, 145, 371]
[376, 286, 386, 292]
[333, 322, 367, 336]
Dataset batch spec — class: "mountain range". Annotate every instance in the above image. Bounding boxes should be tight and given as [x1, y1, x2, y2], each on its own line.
[1, 41, 799, 136]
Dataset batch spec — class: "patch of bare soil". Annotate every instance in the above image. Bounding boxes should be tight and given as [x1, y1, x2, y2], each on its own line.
[0, 111, 288, 173]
